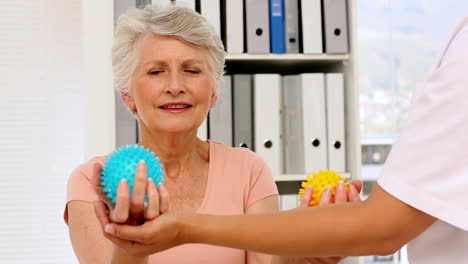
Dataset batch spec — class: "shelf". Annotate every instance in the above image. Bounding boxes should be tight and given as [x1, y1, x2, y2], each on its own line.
[225, 53, 350, 74]
[361, 136, 396, 145]
[274, 172, 351, 182]
[226, 53, 349, 62]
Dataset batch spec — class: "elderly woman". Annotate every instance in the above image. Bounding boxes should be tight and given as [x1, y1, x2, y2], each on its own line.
[64, 5, 278, 263]
[66, 5, 360, 264]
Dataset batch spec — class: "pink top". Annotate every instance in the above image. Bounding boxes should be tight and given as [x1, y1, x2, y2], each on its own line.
[65, 140, 278, 263]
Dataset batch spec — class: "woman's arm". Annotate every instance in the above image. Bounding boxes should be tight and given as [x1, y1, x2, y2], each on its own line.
[68, 160, 165, 264]
[68, 201, 148, 264]
[99, 183, 436, 258]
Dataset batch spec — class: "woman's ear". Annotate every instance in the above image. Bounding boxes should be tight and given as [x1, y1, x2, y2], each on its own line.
[209, 84, 218, 109]
[209, 93, 218, 109]
[121, 92, 136, 112]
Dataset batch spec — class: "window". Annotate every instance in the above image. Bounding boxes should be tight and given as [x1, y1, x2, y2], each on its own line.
[358, 0, 468, 180]
[358, 0, 468, 140]
[0, 1, 83, 263]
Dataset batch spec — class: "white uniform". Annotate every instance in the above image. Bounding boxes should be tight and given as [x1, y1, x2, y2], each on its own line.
[378, 17, 468, 263]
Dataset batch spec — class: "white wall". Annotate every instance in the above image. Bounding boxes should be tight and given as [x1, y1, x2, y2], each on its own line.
[0, 0, 111, 262]
[83, 0, 116, 158]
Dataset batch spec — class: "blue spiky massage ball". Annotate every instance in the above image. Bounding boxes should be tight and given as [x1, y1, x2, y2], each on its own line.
[100, 145, 165, 205]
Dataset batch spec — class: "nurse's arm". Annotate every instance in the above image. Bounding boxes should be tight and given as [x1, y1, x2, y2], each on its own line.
[182, 183, 437, 257]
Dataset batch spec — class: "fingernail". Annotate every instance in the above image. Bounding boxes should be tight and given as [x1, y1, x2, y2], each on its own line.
[105, 224, 115, 234]
[337, 182, 344, 190]
[139, 160, 146, 168]
[120, 178, 127, 183]
[323, 186, 331, 194]
[350, 184, 358, 194]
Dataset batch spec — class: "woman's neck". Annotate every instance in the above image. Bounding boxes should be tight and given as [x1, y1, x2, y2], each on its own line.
[138, 128, 209, 179]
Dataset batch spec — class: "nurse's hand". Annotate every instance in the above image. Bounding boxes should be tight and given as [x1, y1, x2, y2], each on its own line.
[91, 161, 169, 226]
[93, 186, 179, 257]
[298, 180, 362, 264]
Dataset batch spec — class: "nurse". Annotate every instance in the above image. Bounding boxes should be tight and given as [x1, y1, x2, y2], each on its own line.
[95, 15, 468, 264]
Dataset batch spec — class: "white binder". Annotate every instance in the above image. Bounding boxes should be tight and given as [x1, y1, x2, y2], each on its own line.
[245, 0, 270, 54]
[174, 0, 196, 10]
[325, 73, 346, 172]
[302, 73, 328, 173]
[323, 0, 349, 53]
[284, 0, 300, 53]
[233, 75, 253, 149]
[283, 75, 305, 174]
[300, 0, 322, 54]
[200, 0, 221, 37]
[279, 194, 298, 211]
[198, 119, 208, 141]
[254, 74, 282, 176]
[225, 0, 244, 54]
[209, 75, 233, 146]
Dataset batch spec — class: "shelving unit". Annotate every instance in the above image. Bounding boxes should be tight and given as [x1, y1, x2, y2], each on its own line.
[226, 53, 349, 62]
[225, 0, 361, 192]
[274, 172, 351, 182]
[225, 2, 362, 261]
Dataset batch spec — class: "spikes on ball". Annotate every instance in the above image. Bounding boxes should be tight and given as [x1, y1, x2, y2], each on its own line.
[298, 170, 349, 206]
[100, 145, 165, 205]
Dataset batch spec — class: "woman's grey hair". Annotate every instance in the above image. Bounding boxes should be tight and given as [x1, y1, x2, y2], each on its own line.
[112, 5, 226, 96]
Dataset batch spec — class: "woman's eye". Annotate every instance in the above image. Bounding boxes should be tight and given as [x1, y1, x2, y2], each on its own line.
[149, 70, 163, 75]
[186, 69, 200, 74]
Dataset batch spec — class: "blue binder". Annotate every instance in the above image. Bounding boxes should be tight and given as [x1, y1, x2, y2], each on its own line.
[269, 0, 285, 53]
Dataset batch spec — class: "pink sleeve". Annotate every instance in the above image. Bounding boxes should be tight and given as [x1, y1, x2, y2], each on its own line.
[245, 156, 279, 209]
[64, 159, 102, 224]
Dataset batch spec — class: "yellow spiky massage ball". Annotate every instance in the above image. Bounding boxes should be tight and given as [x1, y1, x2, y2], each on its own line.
[299, 170, 349, 206]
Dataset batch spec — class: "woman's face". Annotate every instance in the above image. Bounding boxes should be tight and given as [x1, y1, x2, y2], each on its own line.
[125, 34, 216, 135]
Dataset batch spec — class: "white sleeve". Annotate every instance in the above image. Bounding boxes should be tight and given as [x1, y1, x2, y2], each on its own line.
[377, 20, 468, 231]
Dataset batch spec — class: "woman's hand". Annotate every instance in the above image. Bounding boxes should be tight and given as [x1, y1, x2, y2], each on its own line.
[296, 180, 363, 264]
[91, 161, 169, 226]
[91, 160, 172, 261]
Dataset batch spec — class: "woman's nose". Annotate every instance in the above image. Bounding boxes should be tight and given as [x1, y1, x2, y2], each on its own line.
[165, 72, 185, 96]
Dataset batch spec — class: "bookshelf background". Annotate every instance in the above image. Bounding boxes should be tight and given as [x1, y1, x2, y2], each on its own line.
[113, 0, 361, 200]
